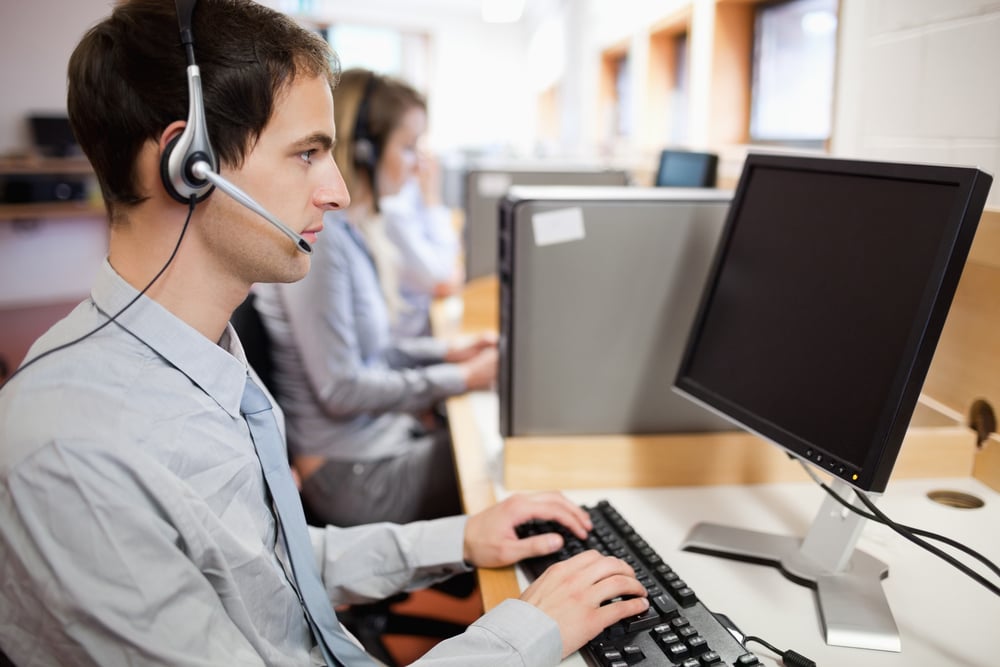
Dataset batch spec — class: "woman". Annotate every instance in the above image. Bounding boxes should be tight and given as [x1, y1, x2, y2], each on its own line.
[254, 69, 496, 527]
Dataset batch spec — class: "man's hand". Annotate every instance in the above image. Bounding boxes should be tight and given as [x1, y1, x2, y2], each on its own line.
[521, 551, 649, 658]
[463, 492, 648, 659]
[462, 492, 592, 568]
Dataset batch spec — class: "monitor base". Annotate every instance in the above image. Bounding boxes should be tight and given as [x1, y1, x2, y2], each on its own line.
[681, 483, 900, 652]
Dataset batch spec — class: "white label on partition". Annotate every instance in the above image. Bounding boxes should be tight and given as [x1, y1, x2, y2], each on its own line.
[477, 172, 513, 197]
[532, 207, 586, 247]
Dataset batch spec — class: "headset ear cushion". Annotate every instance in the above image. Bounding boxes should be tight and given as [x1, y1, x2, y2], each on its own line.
[160, 133, 185, 202]
[159, 132, 215, 204]
[354, 138, 376, 169]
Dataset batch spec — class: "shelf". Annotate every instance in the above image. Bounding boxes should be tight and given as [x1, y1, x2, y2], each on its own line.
[0, 200, 104, 221]
[0, 156, 94, 175]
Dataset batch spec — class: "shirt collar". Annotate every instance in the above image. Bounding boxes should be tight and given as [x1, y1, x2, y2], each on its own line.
[90, 260, 249, 418]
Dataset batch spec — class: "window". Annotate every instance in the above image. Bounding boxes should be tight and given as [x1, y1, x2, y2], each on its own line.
[749, 0, 839, 146]
[324, 24, 430, 90]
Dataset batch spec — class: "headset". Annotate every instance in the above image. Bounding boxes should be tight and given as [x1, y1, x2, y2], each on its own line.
[161, 0, 313, 254]
[351, 72, 380, 172]
[0, 0, 311, 391]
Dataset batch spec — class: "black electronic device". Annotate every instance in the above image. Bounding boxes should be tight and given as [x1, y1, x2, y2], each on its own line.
[518, 500, 763, 667]
[28, 114, 80, 158]
[673, 152, 992, 651]
[351, 71, 379, 170]
[0, 174, 87, 204]
[655, 149, 718, 188]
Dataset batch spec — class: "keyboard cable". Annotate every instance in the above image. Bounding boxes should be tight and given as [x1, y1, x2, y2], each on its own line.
[743, 635, 816, 667]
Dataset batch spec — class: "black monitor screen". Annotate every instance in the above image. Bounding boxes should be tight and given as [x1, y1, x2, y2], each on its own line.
[29, 114, 79, 158]
[675, 153, 991, 492]
[656, 150, 718, 188]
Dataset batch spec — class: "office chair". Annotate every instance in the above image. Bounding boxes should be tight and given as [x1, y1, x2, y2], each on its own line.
[230, 293, 471, 666]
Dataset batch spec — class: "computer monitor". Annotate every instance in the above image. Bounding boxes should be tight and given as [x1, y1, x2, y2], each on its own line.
[28, 114, 80, 158]
[655, 149, 718, 188]
[673, 153, 992, 651]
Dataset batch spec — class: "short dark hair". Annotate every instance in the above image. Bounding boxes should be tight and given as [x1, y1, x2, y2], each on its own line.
[67, 0, 339, 218]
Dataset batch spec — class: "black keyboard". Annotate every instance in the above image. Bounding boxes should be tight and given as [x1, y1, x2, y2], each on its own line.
[517, 500, 762, 667]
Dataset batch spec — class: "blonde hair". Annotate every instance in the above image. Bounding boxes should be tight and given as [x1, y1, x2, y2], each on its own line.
[350, 211, 405, 324]
[333, 68, 426, 325]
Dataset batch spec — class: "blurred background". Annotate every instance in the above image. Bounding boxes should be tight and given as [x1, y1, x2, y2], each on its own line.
[1, 0, 999, 377]
[2, 0, 998, 193]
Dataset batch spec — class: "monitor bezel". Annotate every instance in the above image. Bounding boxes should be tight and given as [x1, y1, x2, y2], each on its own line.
[674, 152, 992, 492]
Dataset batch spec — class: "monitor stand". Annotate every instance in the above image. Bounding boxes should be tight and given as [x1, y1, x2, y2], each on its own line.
[680, 479, 900, 652]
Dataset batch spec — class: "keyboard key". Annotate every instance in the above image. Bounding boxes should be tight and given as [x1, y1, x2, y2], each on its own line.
[653, 630, 680, 646]
[687, 634, 709, 655]
[651, 594, 679, 618]
[601, 649, 623, 662]
[625, 605, 662, 632]
[699, 651, 723, 666]
[667, 642, 690, 661]
[675, 586, 698, 607]
[670, 616, 691, 630]
[621, 645, 644, 663]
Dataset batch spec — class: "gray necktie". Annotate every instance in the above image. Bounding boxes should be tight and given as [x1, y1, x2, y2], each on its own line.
[241, 377, 373, 666]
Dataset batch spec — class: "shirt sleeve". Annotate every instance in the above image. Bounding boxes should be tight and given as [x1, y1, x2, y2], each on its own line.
[382, 192, 460, 294]
[413, 599, 563, 667]
[0, 441, 267, 667]
[310, 518, 563, 667]
[280, 227, 466, 418]
[312, 515, 472, 603]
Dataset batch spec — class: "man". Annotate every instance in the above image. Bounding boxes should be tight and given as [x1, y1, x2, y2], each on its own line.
[0, 1, 648, 665]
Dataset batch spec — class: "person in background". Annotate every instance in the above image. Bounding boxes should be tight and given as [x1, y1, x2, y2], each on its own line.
[376, 131, 465, 338]
[0, 1, 649, 665]
[254, 69, 496, 528]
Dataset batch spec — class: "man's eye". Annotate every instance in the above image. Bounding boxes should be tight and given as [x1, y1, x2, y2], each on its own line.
[299, 149, 316, 163]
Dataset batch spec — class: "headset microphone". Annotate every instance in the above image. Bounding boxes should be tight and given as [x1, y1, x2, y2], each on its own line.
[162, 0, 312, 254]
[191, 161, 313, 253]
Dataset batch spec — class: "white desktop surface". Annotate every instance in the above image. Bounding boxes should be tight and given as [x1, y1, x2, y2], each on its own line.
[539, 479, 1000, 667]
[469, 392, 1000, 667]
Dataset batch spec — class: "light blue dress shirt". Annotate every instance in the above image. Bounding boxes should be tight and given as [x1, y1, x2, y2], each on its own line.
[0, 260, 560, 666]
[380, 180, 461, 338]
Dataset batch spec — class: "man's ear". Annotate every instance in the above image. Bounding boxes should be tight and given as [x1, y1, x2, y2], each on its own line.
[158, 120, 189, 202]
[159, 121, 187, 154]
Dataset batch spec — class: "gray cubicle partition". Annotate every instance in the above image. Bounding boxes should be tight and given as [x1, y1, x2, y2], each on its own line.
[463, 166, 630, 280]
[498, 186, 737, 437]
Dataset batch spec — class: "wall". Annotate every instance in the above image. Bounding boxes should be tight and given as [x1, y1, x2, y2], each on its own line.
[4, 0, 999, 178]
[831, 0, 1000, 208]
[0, 0, 536, 159]
[0, 0, 111, 154]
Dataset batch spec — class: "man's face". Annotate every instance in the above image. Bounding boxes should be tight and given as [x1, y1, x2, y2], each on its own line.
[199, 73, 350, 285]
